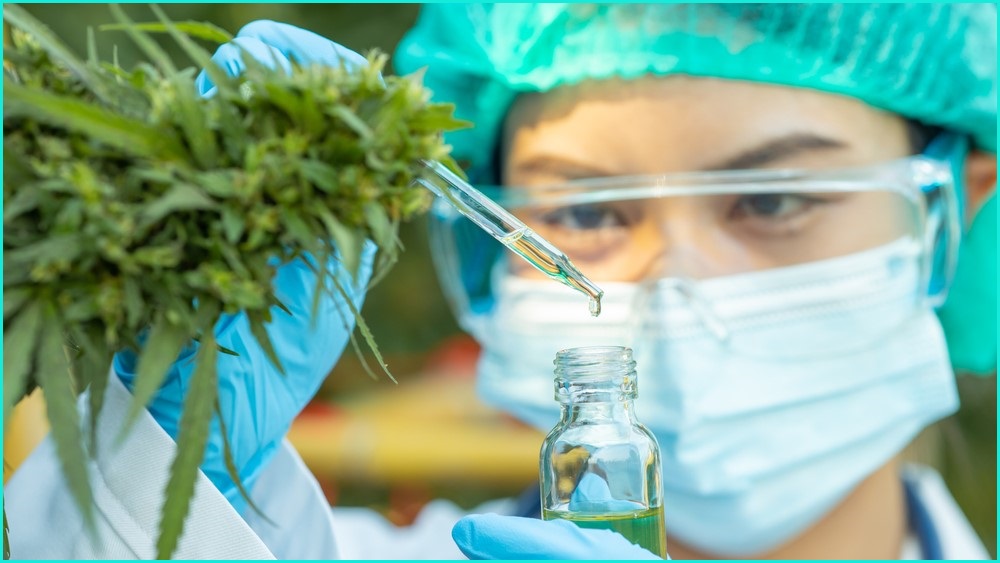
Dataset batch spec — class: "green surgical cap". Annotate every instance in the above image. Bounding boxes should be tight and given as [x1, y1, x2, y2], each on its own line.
[396, 3, 998, 373]
[396, 3, 996, 181]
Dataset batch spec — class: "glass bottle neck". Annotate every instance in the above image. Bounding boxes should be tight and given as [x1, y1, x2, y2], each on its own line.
[561, 399, 638, 425]
[553, 346, 638, 426]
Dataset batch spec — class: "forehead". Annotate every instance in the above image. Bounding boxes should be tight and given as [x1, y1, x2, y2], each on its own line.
[502, 76, 909, 176]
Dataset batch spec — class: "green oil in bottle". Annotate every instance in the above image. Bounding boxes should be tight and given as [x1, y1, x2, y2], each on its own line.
[542, 506, 667, 558]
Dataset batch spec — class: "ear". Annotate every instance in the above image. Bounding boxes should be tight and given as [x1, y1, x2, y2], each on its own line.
[963, 149, 997, 223]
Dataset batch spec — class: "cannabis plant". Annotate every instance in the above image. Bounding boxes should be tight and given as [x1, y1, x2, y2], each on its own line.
[2, 4, 466, 558]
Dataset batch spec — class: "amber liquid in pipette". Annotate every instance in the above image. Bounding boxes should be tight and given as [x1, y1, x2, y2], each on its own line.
[500, 229, 603, 317]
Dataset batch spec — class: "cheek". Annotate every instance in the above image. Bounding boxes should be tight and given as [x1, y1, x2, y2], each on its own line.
[804, 192, 917, 258]
[854, 192, 915, 242]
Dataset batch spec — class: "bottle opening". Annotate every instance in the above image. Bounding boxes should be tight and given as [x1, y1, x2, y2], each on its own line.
[554, 346, 637, 403]
[554, 346, 636, 378]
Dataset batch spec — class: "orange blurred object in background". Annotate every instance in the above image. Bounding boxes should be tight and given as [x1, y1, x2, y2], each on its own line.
[291, 336, 543, 525]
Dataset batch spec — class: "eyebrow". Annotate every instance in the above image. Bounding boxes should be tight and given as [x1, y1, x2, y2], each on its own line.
[704, 133, 847, 171]
[509, 133, 848, 181]
[511, 155, 618, 180]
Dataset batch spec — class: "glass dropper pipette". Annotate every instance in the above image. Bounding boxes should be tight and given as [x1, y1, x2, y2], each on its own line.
[415, 160, 604, 316]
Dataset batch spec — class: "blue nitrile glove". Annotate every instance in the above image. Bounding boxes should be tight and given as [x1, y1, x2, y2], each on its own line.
[115, 21, 378, 514]
[114, 246, 375, 514]
[453, 474, 664, 560]
[194, 20, 369, 96]
[452, 514, 663, 560]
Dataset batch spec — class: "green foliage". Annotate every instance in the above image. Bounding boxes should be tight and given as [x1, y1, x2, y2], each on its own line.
[157, 320, 218, 560]
[34, 309, 96, 535]
[3, 3, 467, 558]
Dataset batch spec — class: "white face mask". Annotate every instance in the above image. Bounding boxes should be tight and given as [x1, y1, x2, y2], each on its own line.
[472, 239, 958, 556]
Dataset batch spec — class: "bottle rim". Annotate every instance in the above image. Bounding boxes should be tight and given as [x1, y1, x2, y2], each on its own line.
[553, 346, 638, 403]
[554, 346, 637, 379]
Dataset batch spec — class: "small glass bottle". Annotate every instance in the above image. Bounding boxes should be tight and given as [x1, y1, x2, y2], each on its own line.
[540, 346, 667, 558]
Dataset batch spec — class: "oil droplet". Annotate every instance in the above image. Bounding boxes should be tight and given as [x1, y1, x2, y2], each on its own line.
[588, 295, 602, 317]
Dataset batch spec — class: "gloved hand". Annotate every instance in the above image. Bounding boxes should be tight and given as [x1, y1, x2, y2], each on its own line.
[114, 247, 375, 513]
[453, 474, 666, 560]
[115, 21, 377, 514]
[452, 514, 663, 560]
[194, 20, 368, 96]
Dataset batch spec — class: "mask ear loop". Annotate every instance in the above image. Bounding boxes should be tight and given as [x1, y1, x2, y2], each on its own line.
[675, 278, 731, 344]
[625, 277, 732, 346]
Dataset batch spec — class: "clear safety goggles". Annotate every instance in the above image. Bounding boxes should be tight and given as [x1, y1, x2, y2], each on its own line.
[429, 134, 963, 329]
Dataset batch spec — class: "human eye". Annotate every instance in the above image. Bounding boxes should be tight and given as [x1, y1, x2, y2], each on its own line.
[540, 203, 627, 232]
[725, 192, 839, 239]
[729, 193, 822, 221]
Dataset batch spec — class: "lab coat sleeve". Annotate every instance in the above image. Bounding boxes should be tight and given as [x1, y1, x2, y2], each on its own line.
[4, 374, 275, 559]
[241, 438, 344, 559]
[5, 369, 521, 560]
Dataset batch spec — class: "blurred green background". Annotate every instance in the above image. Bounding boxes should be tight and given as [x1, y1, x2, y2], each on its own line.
[13, 4, 997, 556]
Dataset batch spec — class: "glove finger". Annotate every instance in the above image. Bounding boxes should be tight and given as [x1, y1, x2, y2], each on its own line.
[195, 36, 293, 96]
[235, 20, 368, 70]
[452, 514, 661, 560]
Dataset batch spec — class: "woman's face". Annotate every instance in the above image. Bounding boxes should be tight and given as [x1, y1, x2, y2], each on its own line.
[501, 76, 919, 281]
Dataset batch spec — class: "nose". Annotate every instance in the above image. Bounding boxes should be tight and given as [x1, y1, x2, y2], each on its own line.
[630, 198, 752, 280]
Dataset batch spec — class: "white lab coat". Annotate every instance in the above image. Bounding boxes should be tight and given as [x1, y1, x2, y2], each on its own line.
[4, 375, 992, 560]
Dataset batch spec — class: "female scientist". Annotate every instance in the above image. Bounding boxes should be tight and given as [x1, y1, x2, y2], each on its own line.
[4, 3, 995, 560]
